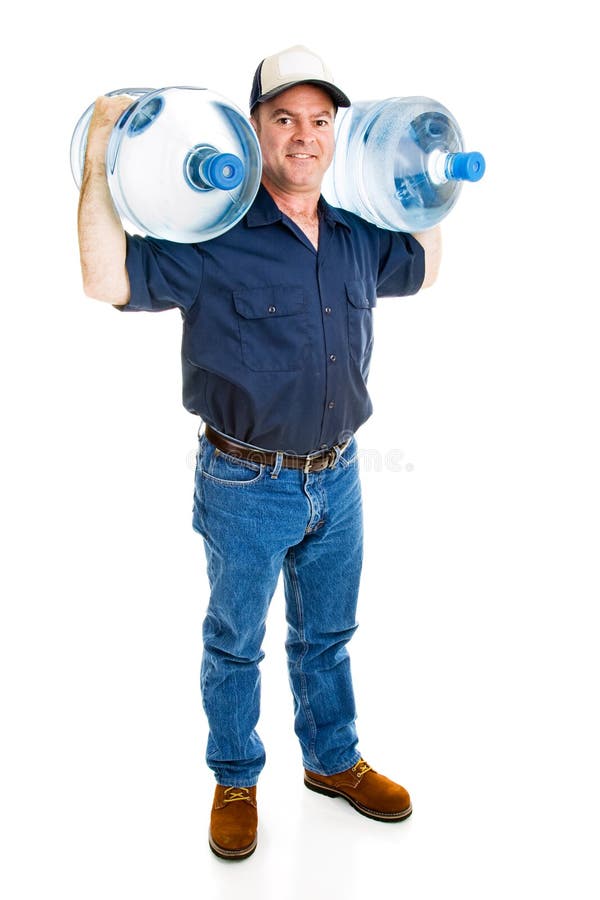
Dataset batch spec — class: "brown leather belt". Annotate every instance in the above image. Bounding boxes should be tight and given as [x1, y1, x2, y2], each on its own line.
[204, 425, 351, 474]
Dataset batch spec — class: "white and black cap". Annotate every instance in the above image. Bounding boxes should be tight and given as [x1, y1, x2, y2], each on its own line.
[250, 45, 351, 113]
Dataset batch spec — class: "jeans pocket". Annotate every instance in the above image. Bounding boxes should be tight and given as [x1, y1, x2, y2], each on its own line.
[201, 444, 265, 486]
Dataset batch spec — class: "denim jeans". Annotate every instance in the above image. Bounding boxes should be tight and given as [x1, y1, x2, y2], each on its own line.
[192, 429, 363, 787]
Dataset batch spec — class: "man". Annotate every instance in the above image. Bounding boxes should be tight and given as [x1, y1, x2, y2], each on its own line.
[78, 45, 441, 861]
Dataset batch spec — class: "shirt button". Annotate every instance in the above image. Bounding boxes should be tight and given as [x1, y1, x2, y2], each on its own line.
[324, 306, 332, 314]
[268, 305, 277, 313]
[329, 354, 337, 363]
[328, 400, 336, 409]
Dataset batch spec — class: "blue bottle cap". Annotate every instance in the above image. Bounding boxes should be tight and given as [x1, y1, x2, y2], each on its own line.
[201, 153, 245, 190]
[184, 146, 246, 192]
[447, 151, 486, 182]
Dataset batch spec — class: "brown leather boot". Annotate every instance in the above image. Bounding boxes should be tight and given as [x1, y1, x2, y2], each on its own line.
[209, 785, 258, 860]
[304, 758, 412, 822]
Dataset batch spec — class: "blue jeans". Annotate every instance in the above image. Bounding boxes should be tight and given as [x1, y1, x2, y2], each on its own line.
[192, 429, 363, 787]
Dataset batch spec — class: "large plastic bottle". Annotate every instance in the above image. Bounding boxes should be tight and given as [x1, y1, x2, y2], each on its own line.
[322, 97, 485, 232]
[70, 86, 262, 243]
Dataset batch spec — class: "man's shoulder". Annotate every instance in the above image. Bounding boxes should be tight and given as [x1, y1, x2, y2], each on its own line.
[320, 197, 393, 243]
[126, 231, 206, 256]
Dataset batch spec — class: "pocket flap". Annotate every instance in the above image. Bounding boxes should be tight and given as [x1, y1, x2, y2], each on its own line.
[345, 280, 376, 309]
[233, 286, 304, 319]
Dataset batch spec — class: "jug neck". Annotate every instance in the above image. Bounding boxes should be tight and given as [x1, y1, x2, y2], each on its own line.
[429, 150, 485, 184]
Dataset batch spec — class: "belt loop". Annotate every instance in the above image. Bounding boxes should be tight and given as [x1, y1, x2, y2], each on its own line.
[330, 445, 342, 469]
[271, 451, 284, 479]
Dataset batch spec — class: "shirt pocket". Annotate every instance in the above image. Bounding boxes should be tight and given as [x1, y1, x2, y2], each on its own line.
[233, 285, 307, 372]
[346, 280, 377, 380]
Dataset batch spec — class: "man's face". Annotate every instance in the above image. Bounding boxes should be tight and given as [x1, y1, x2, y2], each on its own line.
[251, 84, 336, 196]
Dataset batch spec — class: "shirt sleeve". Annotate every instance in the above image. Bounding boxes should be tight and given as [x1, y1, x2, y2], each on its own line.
[376, 229, 425, 297]
[115, 233, 204, 313]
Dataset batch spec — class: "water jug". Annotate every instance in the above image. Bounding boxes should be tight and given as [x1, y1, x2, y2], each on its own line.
[70, 87, 262, 243]
[322, 97, 485, 232]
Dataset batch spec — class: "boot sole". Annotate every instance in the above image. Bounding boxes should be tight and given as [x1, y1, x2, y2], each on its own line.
[304, 775, 413, 822]
[208, 830, 257, 860]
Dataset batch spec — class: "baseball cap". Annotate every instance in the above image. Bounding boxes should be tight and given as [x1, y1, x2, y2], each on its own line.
[250, 45, 351, 113]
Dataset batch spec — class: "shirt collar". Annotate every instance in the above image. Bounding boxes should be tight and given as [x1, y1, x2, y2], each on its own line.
[318, 194, 352, 230]
[245, 184, 283, 227]
[245, 183, 352, 231]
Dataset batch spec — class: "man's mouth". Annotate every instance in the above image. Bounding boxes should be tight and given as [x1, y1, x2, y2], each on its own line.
[287, 153, 316, 159]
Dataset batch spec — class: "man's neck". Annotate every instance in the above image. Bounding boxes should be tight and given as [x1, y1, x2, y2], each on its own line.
[261, 178, 321, 222]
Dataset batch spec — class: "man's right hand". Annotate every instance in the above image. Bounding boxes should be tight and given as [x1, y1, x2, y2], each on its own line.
[84, 94, 137, 166]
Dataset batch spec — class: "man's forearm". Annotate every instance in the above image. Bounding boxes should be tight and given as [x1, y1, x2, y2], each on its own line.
[77, 158, 129, 305]
[412, 225, 442, 290]
[77, 96, 134, 305]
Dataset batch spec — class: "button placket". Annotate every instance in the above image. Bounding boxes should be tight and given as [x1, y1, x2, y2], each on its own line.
[317, 232, 344, 450]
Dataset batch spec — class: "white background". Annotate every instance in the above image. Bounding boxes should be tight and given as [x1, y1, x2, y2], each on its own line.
[1, 1, 598, 897]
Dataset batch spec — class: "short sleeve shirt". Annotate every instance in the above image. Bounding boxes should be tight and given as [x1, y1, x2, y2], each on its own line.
[120, 184, 424, 454]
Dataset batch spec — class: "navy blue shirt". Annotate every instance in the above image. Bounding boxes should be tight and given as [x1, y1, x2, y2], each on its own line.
[120, 184, 424, 455]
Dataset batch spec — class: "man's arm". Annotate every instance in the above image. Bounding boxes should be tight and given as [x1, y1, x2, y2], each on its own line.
[412, 225, 442, 289]
[77, 95, 135, 305]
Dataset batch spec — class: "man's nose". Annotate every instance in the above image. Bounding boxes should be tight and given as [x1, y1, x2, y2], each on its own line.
[292, 120, 315, 142]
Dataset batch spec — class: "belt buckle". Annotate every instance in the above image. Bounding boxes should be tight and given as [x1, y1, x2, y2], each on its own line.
[303, 454, 316, 474]
[302, 447, 334, 474]
[303, 451, 326, 474]
[303, 440, 348, 474]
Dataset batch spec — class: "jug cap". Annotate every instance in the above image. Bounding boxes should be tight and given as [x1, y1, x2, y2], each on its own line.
[250, 44, 351, 113]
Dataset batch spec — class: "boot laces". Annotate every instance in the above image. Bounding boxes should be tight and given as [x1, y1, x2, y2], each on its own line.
[352, 759, 372, 779]
[223, 787, 251, 803]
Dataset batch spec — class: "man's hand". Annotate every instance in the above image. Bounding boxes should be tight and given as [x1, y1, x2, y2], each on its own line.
[84, 94, 137, 170]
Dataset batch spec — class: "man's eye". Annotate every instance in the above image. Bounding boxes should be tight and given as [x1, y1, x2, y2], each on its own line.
[278, 117, 291, 125]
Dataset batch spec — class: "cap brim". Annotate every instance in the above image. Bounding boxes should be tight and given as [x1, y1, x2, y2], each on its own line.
[254, 79, 351, 109]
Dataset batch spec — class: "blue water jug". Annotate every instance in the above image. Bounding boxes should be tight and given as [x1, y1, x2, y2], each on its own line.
[322, 97, 485, 232]
[70, 87, 262, 243]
